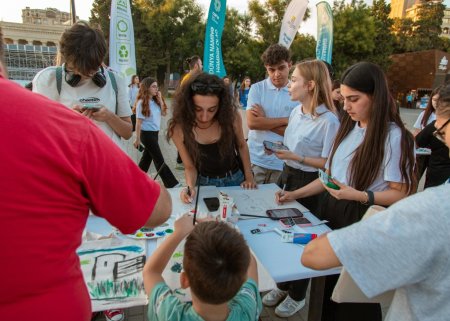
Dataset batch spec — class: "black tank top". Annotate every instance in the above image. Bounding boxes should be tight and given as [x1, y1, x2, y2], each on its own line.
[197, 141, 240, 177]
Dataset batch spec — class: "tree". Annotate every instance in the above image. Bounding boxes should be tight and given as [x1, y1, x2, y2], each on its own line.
[248, 0, 310, 48]
[332, 0, 376, 77]
[412, 0, 445, 51]
[221, 9, 262, 83]
[137, 0, 205, 87]
[368, 0, 395, 70]
[392, 17, 415, 53]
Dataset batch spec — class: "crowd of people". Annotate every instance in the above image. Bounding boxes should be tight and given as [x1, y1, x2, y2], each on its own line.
[1, 21, 449, 321]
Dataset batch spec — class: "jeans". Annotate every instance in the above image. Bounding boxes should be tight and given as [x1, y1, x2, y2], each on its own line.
[139, 130, 179, 188]
[199, 169, 245, 187]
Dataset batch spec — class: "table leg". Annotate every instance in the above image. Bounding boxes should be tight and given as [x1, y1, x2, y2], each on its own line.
[308, 276, 326, 321]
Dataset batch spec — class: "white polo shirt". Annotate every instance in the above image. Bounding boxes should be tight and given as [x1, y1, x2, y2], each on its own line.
[33, 66, 131, 148]
[413, 111, 435, 130]
[284, 104, 340, 172]
[327, 122, 407, 191]
[247, 78, 298, 171]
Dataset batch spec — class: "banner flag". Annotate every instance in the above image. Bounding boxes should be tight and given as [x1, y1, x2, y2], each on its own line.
[203, 0, 227, 77]
[278, 0, 309, 49]
[316, 1, 333, 64]
[110, 0, 137, 78]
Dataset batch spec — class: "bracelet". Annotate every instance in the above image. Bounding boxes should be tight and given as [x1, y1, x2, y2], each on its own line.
[360, 191, 369, 205]
[367, 190, 375, 206]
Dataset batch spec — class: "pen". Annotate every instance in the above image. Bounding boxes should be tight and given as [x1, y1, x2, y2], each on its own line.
[280, 184, 286, 197]
[239, 214, 268, 219]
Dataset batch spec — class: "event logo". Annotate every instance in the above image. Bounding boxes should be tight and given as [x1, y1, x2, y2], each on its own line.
[438, 56, 448, 71]
[214, 0, 221, 12]
[119, 45, 129, 58]
[117, 19, 128, 33]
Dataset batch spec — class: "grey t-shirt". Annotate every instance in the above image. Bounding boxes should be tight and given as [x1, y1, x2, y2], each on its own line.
[328, 183, 450, 321]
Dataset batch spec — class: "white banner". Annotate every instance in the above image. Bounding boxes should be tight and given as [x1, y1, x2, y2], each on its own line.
[279, 0, 309, 49]
[109, 0, 137, 78]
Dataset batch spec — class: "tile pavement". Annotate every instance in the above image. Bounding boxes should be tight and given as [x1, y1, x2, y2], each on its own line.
[93, 106, 422, 321]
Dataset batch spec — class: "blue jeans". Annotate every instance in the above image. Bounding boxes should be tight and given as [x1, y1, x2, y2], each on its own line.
[199, 169, 244, 187]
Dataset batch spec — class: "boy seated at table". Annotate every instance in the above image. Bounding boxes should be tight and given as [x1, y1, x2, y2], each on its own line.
[143, 214, 262, 321]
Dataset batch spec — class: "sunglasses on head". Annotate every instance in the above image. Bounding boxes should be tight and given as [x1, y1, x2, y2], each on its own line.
[433, 118, 450, 143]
[190, 82, 223, 95]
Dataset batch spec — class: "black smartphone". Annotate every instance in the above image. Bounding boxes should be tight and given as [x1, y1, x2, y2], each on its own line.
[135, 143, 145, 152]
[203, 197, 220, 212]
[263, 140, 289, 151]
[266, 208, 303, 220]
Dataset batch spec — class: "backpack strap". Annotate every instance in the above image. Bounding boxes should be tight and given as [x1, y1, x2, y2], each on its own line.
[56, 66, 63, 95]
[107, 70, 118, 115]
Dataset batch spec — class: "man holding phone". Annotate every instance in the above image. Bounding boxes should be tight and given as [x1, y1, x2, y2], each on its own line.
[33, 22, 132, 149]
[246, 44, 297, 184]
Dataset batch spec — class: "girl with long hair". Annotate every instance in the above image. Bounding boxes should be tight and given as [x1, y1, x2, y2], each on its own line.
[167, 73, 256, 203]
[277, 62, 417, 321]
[238, 76, 251, 109]
[413, 86, 441, 135]
[415, 86, 450, 187]
[331, 79, 344, 117]
[262, 59, 340, 317]
[133, 77, 179, 188]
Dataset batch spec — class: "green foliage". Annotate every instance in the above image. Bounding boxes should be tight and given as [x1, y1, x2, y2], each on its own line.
[413, 0, 445, 51]
[368, 0, 395, 70]
[332, 0, 376, 77]
[248, 0, 310, 48]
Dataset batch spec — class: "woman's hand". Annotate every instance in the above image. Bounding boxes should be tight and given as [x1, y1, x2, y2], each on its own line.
[274, 150, 298, 161]
[275, 190, 297, 204]
[133, 138, 141, 149]
[241, 178, 257, 189]
[180, 186, 195, 204]
[322, 179, 363, 202]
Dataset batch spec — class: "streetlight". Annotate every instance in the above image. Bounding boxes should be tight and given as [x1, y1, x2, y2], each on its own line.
[70, 0, 77, 25]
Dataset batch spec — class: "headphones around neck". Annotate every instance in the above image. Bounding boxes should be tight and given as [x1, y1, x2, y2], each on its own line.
[64, 64, 107, 88]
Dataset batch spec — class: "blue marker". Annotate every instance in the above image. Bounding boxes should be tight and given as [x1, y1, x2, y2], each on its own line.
[281, 232, 317, 244]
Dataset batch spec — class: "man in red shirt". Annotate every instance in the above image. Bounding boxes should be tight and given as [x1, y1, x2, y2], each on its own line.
[0, 28, 172, 321]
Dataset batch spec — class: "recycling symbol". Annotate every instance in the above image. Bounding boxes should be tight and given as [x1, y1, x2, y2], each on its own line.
[119, 45, 129, 58]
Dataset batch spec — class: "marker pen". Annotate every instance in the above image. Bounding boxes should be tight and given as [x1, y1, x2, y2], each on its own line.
[281, 232, 317, 244]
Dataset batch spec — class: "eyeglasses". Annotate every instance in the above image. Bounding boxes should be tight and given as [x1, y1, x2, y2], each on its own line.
[433, 118, 450, 143]
[191, 82, 223, 95]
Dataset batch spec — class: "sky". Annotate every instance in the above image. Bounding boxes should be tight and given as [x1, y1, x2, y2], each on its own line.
[0, 0, 318, 36]
[1, 0, 449, 39]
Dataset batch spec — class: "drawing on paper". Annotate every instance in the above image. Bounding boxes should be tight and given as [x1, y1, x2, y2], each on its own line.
[160, 238, 192, 301]
[77, 238, 147, 311]
[226, 188, 309, 214]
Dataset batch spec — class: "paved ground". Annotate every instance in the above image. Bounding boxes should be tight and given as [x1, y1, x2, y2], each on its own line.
[94, 106, 422, 321]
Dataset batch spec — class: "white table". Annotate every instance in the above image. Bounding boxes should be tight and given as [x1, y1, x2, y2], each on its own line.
[86, 184, 340, 320]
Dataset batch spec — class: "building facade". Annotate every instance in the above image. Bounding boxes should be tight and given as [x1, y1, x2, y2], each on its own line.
[0, 7, 75, 82]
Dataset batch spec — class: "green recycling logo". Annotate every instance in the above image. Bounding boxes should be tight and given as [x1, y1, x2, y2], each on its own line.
[119, 45, 129, 58]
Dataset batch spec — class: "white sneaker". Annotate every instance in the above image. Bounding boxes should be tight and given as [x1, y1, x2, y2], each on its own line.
[262, 288, 288, 307]
[275, 295, 306, 318]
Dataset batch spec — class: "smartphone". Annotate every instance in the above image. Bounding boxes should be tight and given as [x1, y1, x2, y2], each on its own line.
[266, 208, 303, 220]
[135, 143, 145, 152]
[318, 169, 340, 190]
[279, 216, 312, 228]
[82, 103, 101, 110]
[203, 197, 220, 212]
[263, 140, 289, 151]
